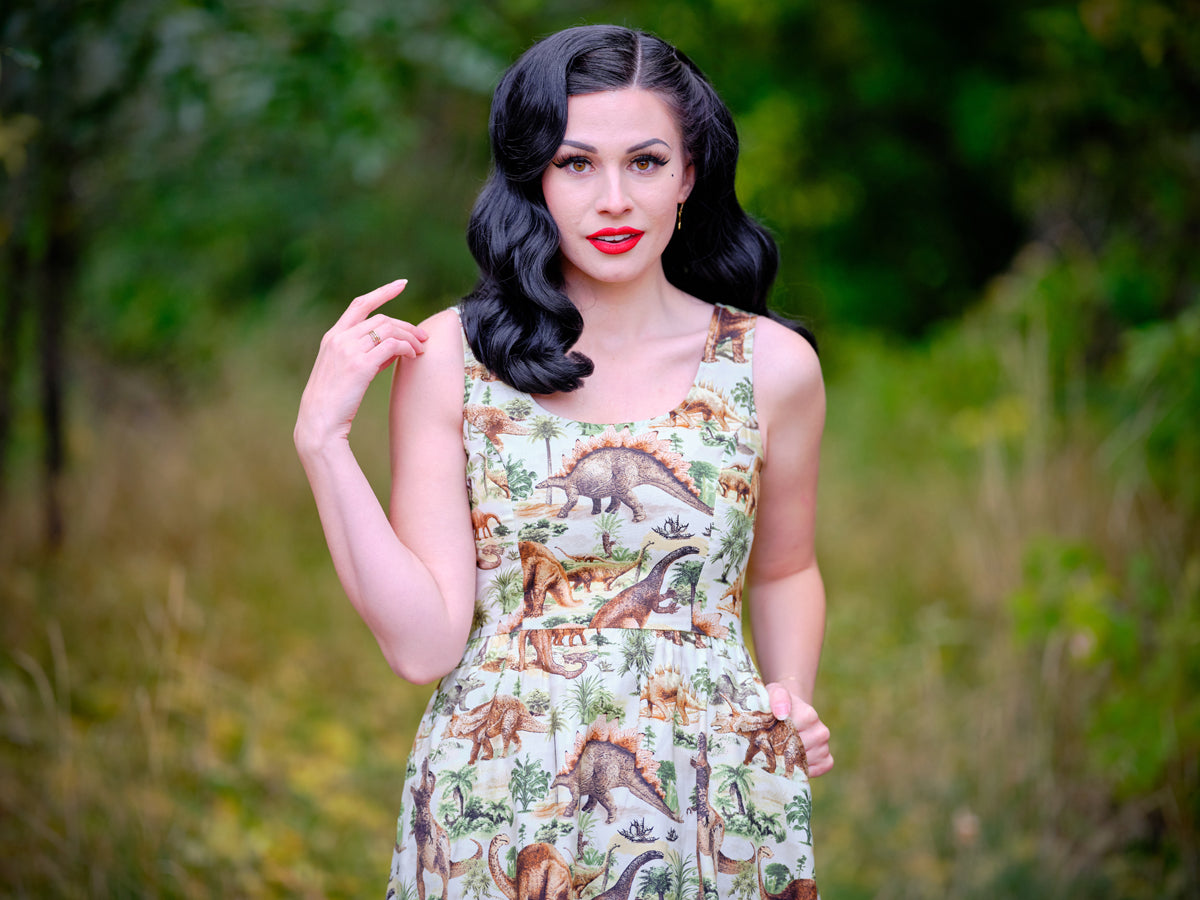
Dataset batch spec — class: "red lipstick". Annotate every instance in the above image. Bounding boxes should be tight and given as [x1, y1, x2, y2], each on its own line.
[587, 227, 644, 254]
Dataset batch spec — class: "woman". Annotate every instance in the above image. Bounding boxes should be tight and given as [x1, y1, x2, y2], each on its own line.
[296, 25, 831, 899]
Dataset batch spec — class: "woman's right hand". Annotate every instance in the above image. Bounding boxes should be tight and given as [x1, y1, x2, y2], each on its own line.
[294, 279, 427, 454]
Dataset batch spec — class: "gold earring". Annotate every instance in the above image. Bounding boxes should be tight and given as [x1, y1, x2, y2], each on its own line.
[676, 203, 684, 232]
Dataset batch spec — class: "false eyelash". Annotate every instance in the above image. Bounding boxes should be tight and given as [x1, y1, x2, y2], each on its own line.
[634, 153, 671, 167]
[550, 153, 673, 170]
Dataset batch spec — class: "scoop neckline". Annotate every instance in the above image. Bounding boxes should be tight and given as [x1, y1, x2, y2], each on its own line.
[521, 304, 725, 429]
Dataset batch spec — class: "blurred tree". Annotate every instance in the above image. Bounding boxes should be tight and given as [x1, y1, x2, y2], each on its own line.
[1, 1, 159, 544]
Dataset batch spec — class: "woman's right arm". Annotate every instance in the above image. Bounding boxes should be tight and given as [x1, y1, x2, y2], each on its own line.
[294, 283, 477, 684]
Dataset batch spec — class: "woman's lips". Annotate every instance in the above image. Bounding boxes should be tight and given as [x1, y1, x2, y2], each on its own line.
[587, 227, 644, 255]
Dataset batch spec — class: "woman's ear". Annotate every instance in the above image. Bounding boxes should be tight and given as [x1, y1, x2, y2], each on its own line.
[679, 161, 696, 203]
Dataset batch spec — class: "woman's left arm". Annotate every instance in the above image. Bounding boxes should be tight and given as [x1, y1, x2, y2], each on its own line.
[746, 318, 833, 777]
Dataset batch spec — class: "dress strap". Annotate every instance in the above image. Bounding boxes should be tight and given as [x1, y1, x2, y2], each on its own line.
[698, 304, 757, 384]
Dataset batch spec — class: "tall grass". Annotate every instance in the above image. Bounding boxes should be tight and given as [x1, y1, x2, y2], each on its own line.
[2, 273, 1194, 897]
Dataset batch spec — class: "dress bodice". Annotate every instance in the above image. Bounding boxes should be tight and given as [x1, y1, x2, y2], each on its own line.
[458, 303, 763, 639]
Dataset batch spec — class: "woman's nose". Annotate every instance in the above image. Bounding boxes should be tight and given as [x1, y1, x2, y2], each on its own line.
[595, 171, 632, 215]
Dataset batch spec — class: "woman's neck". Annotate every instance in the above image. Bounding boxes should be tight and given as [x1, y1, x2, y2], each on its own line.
[562, 265, 698, 352]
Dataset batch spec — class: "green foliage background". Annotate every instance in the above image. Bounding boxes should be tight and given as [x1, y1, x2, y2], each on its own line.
[2, 0, 1197, 896]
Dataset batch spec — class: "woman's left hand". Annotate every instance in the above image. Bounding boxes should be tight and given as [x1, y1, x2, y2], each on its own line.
[765, 682, 834, 777]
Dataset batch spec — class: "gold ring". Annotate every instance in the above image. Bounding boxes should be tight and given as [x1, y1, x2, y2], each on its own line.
[368, 329, 382, 347]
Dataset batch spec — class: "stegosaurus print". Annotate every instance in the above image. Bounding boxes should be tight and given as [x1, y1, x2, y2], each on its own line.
[537, 427, 712, 522]
[552, 717, 681, 824]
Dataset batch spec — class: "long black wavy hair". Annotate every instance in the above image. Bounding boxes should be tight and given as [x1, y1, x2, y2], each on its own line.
[460, 24, 813, 394]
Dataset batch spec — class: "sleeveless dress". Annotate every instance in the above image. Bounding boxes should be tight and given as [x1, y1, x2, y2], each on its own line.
[387, 305, 818, 900]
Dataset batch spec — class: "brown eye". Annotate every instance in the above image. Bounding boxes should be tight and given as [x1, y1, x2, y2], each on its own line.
[571, 159, 588, 173]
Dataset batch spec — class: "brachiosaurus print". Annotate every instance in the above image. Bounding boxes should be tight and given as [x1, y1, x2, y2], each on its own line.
[520, 541, 578, 616]
[558, 544, 648, 592]
[690, 733, 753, 885]
[488, 836, 662, 900]
[516, 629, 589, 680]
[755, 846, 818, 900]
[472, 508, 501, 538]
[409, 758, 483, 900]
[589, 546, 698, 628]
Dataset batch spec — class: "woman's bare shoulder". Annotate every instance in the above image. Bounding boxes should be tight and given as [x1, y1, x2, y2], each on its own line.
[753, 315, 823, 406]
[390, 306, 466, 423]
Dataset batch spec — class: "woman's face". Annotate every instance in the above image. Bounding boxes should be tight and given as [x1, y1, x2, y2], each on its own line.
[541, 88, 694, 292]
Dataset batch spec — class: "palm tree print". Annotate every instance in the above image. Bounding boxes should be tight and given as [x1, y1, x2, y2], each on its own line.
[715, 763, 755, 817]
[527, 415, 564, 502]
[669, 559, 705, 605]
[575, 808, 597, 858]
[619, 629, 655, 688]
[441, 763, 477, 819]
[712, 508, 752, 583]
[592, 511, 624, 557]
[639, 864, 674, 900]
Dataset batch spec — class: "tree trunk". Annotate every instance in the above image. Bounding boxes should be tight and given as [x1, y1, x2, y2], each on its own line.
[0, 246, 29, 514]
[37, 230, 73, 549]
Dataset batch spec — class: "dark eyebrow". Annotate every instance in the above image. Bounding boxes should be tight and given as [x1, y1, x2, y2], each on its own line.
[559, 138, 671, 154]
[627, 138, 670, 153]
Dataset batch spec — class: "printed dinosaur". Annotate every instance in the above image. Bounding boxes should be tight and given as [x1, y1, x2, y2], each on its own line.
[409, 758, 483, 900]
[640, 664, 703, 726]
[702, 306, 755, 364]
[718, 469, 752, 505]
[552, 718, 682, 824]
[487, 836, 603, 900]
[755, 846, 819, 900]
[443, 694, 549, 764]
[559, 545, 648, 592]
[441, 671, 485, 712]
[711, 700, 809, 778]
[465, 403, 531, 450]
[517, 629, 589, 680]
[591, 850, 664, 900]
[690, 733, 754, 884]
[713, 672, 757, 708]
[717, 571, 745, 616]
[536, 428, 711, 522]
[589, 546, 698, 628]
[487, 837, 662, 900]
[472, 508, 502, 538]
[677, 386, 740, 431]
[520, 541, 578, 616]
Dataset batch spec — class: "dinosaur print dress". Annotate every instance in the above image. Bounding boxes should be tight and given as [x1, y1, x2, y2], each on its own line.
[387, 305, 818, 900]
